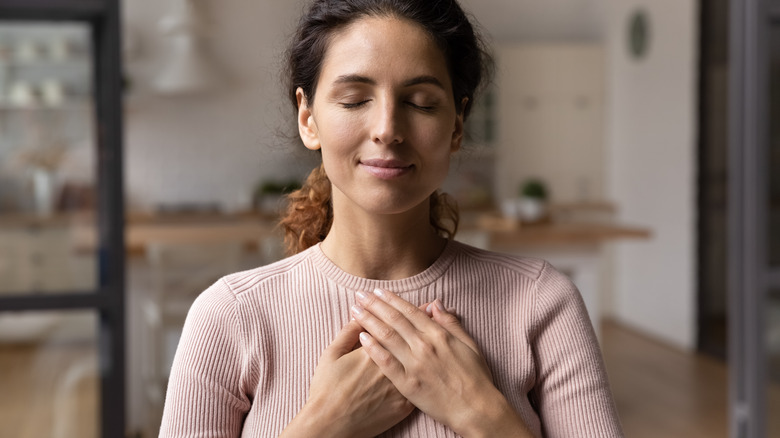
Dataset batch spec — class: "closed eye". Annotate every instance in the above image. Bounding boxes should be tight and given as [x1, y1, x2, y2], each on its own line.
[407, 102, 435, 112]
[340, 100, 369, 109]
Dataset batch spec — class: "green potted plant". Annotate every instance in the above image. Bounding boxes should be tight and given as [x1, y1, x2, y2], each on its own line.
[253, 179, 301, 214]
[518, 179, 548, 223]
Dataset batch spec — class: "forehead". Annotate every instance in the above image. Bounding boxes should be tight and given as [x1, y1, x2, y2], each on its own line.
[318, 16, 452, 88]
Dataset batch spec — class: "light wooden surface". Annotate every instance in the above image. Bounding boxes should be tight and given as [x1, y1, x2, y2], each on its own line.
[485, 222, 650, 248]
[4, 210, 650, 255]
[0, 342, 98, 438]
[601, 320, 780, 438]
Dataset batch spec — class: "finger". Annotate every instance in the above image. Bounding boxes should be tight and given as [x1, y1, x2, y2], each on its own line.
[351, 302, 413, 360]
[429, 300, 480, 353]
[359, 288, 437, 334]
[424, 302, 457, 317]
[358, 331, 407, 383]
[354, 290, 424, 341]
[321, 320, 364, 362]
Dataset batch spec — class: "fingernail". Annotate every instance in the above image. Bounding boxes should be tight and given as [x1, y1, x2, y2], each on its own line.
[351, 305, 363, 316]
[356, 291, 367, 301]
[435, 299, 446, 312]
[359, 332, 370, 343]
[373, 288, 385, 297]
[426, 303, 434, 314]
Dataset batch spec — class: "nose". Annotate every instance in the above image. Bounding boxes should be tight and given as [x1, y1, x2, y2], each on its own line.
[370, 99, 404, 145]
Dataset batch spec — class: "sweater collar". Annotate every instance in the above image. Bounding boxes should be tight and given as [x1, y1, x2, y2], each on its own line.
[309, 239, 460, 294]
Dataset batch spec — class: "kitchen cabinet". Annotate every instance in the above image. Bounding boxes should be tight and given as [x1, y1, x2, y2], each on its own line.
[0, 221, 96, 295]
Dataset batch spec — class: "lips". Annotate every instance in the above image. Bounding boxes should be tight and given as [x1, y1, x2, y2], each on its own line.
[359, 158, 414, 180]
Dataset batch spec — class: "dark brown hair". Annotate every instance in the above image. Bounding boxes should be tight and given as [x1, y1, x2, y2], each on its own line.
[280, 0, 491, 255]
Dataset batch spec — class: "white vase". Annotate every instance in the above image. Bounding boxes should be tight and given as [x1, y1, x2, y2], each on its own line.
[32, 169, 55, 216]
[518, 197, 546, 222]
[500, 198, 519, 219]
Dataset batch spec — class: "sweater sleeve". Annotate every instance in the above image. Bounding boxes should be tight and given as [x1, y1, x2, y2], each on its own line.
[159, 279, 251, 437]
[528, 261, 624, 438]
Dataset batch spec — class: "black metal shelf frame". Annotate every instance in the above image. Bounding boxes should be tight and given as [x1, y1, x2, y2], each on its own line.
[0, 0, 125, 436]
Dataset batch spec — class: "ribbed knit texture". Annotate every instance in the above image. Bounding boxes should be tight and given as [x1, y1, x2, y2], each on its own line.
[159, 240, 624, 437]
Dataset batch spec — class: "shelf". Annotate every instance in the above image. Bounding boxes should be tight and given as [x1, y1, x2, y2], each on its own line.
[0, 98, 91, 111]
[0, 56, 89, 67]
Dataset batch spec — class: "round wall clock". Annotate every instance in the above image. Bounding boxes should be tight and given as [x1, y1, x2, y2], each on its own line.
[628, 9, 650, 60]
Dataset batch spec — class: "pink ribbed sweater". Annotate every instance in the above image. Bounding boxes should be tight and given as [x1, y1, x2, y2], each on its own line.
[159, 240, 623, 437]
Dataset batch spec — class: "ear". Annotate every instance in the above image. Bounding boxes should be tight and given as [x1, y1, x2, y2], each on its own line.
[297, 88, 321, 151]
[450, 97, 468, 153]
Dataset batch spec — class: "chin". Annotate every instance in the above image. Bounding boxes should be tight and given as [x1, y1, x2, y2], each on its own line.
[364, 194, 433, 216]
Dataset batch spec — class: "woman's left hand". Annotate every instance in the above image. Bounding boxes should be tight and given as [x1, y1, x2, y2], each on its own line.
[351, 288, 531, 437]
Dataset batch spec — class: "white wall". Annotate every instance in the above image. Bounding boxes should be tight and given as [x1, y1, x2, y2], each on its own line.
[494, 43, 606, 204]
[460, 0, 606, 41]
[122, 0, 316, 212]
[604, 0, 698, 350]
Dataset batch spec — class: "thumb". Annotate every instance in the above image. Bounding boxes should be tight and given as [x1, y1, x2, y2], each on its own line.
[321, 320, 363, 362]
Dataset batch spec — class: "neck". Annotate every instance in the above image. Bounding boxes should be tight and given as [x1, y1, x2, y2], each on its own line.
[320, 197, 447, 280]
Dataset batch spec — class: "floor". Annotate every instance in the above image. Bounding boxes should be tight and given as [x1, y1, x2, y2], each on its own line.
[601, 319, 780, 438]
[0, 341, 98, 438]
[1, 320, 778, 437]
[601, 320, 729, 437]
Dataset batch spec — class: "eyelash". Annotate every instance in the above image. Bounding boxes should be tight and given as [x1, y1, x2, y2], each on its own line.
[341, 101, 368, 109]
[408, 102, 435, 112]
[339, 101, 435, 112]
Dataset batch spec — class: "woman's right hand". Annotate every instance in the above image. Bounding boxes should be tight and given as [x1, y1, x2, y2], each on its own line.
[280, 320, 415, 438]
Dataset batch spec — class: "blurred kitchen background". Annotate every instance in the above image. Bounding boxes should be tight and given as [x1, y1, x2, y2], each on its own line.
[0, 0, 778, 437]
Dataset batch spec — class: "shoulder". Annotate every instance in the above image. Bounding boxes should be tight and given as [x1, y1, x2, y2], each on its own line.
[450, 240, 582, 313]
[216, 246, 316, 298]
[184, 247, 318, 342]
[450, 239, 550, 282]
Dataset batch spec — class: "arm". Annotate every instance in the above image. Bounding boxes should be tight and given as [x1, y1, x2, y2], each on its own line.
[158, 280, 250, 438]
[529, 262, 624, 437]
[352, 289, 534, 438]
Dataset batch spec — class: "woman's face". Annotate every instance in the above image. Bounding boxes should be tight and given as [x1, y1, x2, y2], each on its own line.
[297, 16, 464, 219]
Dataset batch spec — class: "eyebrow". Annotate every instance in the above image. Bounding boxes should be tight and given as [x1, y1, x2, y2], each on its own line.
[333, 74, 446, 90]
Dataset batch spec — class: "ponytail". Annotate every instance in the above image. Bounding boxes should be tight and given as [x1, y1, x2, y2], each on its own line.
[280, 163, 333, 256]
[280, 165, 460, 256]
[430, 190, 459, 240]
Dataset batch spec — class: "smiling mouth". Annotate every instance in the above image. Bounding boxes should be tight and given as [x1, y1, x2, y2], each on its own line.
[359, 159, 414, 179]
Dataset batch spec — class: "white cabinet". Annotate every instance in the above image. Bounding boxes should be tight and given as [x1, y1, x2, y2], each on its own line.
[0, 224, 96, 295]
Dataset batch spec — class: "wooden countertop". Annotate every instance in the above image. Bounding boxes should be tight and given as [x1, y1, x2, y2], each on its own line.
[4, 210, 651, 254]
[460, 211, 650, 248]
[481, 222, 650, 248]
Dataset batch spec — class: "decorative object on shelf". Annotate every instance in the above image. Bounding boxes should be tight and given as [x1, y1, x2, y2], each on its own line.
[253, 179, 301, 215]
[7, 81, 36, 107]
[14, 39, 41, 63]
[518, 178, 549, 224]
[154, 0, 220, 95]
[628, 8, 650, 60]
[31, 167, 55, 216]
[13, 144, 68, 216]
[40, 79, 65, 106]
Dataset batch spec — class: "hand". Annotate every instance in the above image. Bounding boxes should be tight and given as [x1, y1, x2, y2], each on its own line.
[281, 320, 414, 438]
[352, 289, 531, 437]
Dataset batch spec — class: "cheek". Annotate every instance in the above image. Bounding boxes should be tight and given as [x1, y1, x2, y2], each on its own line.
[318, 113, 365, 149]
[416, 122, 456, 156]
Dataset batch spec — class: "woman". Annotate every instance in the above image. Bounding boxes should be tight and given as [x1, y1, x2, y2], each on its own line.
[159, 0, 624, 437]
